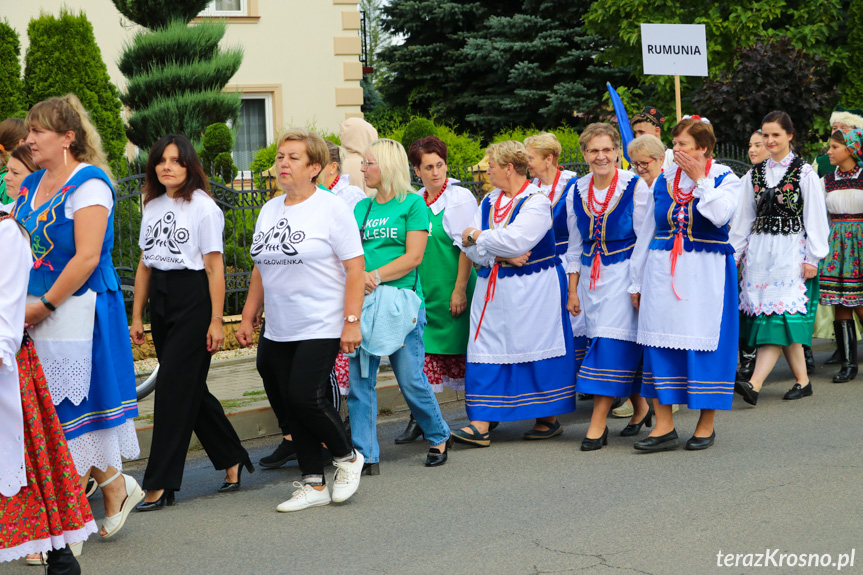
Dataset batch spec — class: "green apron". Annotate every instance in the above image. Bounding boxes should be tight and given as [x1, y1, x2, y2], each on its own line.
[418, 206, 476, 354]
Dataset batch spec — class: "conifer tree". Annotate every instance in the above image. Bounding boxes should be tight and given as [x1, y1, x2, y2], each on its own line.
[112, 0, 243, 149]
[23, 9, 127, 160]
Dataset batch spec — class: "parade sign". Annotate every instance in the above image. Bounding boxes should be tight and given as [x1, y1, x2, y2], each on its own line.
[641, 24, 708, 77]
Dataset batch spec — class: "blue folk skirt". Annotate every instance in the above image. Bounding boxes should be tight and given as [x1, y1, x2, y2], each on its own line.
[464, 267, 576, 421]
[641, 255, 738, 410]
[573, 335, 588, 374]
[576, 337, 643, 397]
[55, 289, 139, 440]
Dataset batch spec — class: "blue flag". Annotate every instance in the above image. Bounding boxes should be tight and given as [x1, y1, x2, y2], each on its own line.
[606, 83, 634, 163]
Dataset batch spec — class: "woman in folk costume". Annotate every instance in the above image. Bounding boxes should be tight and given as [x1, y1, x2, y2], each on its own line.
[0, 212, 95, 574]
[565, 123, 651, 451]
[453, 140, 576, 447]
[391, 137, 477, 445]
[525, 132, 588, 439]
[12, 95, 142, 541]
[731, 111, 830, 405]
[629, 116, 742, 452]
[818, 128, 863, 383]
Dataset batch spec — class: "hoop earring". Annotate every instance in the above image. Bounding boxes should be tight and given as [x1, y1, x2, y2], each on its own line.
[63, 146, 68, 167]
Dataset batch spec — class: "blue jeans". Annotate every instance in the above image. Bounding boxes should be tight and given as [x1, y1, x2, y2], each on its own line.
[347, 309, 450, 463]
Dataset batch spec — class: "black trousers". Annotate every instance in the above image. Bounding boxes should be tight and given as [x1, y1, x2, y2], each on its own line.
[142, 269, 250, 491]
[258, 320, 341, 436]
[256, 336, 352, 478]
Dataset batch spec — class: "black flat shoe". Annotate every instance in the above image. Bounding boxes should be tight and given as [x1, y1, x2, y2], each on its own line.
[218, 462, 254, 493]
[620, 406, 654, 437]
[135, 489, 175, 512]
[685, 431, 716, 451]
[734, 380, 759, 406]
[425, 437, 453, 467]
[783, 382, 813, 400]
[362, 462, 380, 476]
[259, 438, 296, 468]
[580, 427, 608, 451]
[523, 420, 563, 440]
[395, 415, 424, 444]
[634, 429, 679, 452]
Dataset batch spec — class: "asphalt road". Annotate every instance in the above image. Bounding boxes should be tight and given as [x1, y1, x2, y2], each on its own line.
[3, 353, 861, 575]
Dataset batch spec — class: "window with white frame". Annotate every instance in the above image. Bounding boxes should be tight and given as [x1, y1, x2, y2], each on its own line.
[199, 0, 247, 17]
[233, 94, 273, 175]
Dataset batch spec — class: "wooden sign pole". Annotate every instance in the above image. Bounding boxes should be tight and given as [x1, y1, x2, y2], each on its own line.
[675, 75, 682, 122]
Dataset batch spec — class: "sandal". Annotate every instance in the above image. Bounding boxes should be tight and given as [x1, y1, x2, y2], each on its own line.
[451, 424, 491, 447]
[522, 420, 563, 440]
[99, 471, 145, 539]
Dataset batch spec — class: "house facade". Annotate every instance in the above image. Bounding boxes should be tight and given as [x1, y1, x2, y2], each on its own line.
[8, 0, 365, 169]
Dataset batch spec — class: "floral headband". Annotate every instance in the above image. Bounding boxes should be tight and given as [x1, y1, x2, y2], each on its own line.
[681, 115, 711, 125]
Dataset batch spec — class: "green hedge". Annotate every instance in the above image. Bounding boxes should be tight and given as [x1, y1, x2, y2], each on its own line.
[0, 19, 24, 120]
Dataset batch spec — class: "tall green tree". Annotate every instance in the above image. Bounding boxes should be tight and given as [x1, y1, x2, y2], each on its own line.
[0, 19, 24, 120]
[23, 9, 127, 161]
[584, 0, 847, 117]
[839, 0, 863, 106]
[447, 0, 627, 135]
[112, 0, 243, 149]
[378, 1, 514, 114]
[692, 37, 838, 151]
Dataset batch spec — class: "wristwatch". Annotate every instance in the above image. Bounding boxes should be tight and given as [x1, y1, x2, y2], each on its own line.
[345, 315, 359, 324]
[466, 231, 478, 245]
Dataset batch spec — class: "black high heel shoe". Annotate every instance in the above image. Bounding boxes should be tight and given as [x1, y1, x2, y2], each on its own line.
[218, 461, 254, 493]
[580, 427, 609, 451]
[46, 545, 81, 575]
[135, 489, 176, 512]
[425, 437, 453, 467]
[620, 406, 654, 437]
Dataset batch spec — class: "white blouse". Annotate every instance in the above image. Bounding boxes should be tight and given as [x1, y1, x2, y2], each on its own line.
[421, 179, 478, 250]
[823, 168, 863, 215]
[0, 218, 31, 497]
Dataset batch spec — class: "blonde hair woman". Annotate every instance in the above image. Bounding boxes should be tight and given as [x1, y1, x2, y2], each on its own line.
[347, 138, 452, 471]
[454, 140, 577, 447]
[12, 94, 143, 540]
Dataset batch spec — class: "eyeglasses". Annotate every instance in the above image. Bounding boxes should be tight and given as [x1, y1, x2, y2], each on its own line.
[360, 160, 378, 168]
[630, 158, 657, 170]
[586, 147, 617, 157]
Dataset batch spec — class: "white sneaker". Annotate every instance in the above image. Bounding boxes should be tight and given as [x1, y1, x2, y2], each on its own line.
[276, 481, 331, 513]
[331, 450, 364, 503]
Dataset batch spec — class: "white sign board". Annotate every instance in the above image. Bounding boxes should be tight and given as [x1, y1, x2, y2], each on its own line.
[641, 23, 708, 77]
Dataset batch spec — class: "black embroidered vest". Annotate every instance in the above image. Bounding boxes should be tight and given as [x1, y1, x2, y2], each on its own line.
[751, 156, 805, 235]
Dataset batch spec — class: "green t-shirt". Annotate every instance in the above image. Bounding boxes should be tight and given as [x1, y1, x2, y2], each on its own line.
[0, 169, 13, 206]
[354, 192, 429, 305]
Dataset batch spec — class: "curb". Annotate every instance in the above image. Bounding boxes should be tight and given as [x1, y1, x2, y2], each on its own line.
[130, 382, 464, 462]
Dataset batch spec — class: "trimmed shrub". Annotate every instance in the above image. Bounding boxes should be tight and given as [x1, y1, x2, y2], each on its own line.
[113, 10, 243, 149]
[493, 126, 580, 161]
[112, 0, 210, 30]
[0, 19, 24, 120]
[401, 117, 437, 151]
[23, 9, 127, 161]
[436, 125, 484, 167]
[200, 123, 237, 182]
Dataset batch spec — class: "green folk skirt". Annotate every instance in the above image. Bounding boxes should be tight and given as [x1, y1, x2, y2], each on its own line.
[740, 278, 820, 347]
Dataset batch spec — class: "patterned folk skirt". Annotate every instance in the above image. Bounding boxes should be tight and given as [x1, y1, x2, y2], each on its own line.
[819, 216, 863, 307]
[0, 339, 97, 563]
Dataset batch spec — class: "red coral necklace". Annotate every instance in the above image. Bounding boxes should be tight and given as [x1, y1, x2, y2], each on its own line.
[493, 180, 530, 223]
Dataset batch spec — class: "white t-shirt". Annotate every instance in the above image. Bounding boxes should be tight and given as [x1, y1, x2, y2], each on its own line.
[252, 189, 364, 342]
[138, 189, 224, 271]
[30, 163, 114, 218]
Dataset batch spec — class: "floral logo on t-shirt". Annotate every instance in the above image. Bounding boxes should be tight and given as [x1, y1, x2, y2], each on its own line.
[251, 217, 306, 257]
[143, 211, 189, 255]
